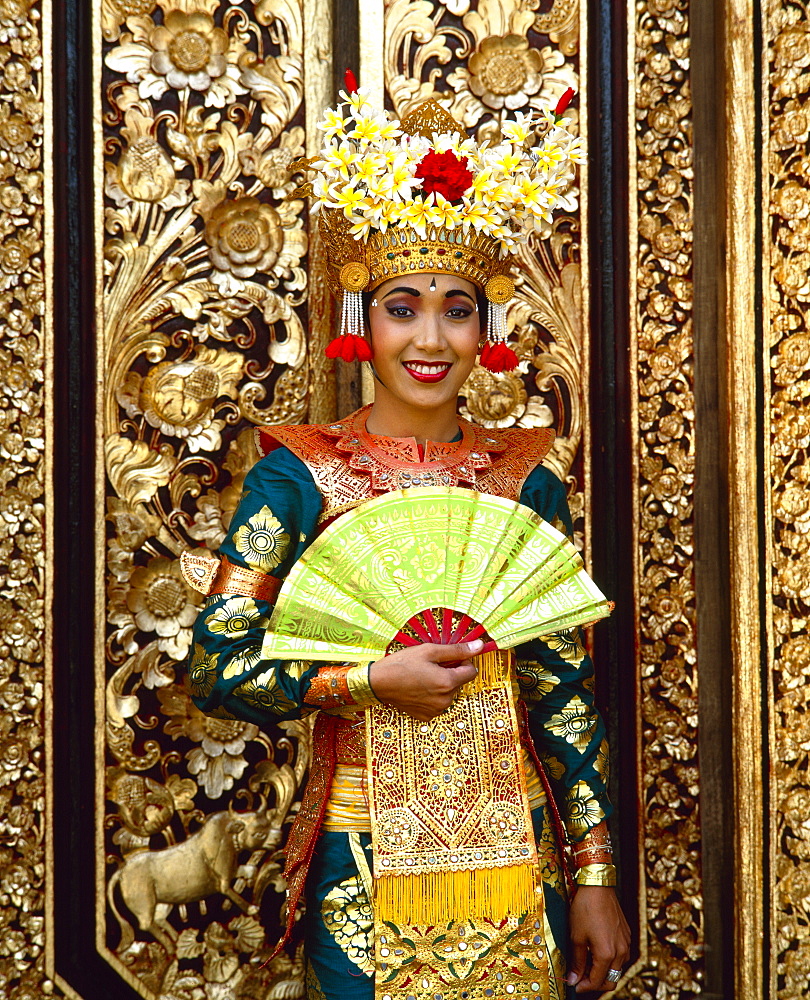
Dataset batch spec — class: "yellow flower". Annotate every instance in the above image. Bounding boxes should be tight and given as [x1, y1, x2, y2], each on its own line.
[502, 113, 534, 145]
[349, 215, 375, 239]
[231, 505, 290, 572]
[492, 148, 523, 176]
[188, 643, 219, 700]
[566, 781, 605, 838]
[330, 183, 367, 219]
[547, 695, 597, 754]
[317, 108, 349, 141]
[352, 153, 383, 185]
[320, 142, 359, 181]
[401, 195, 438, 238]
[431, 192, 462, 230]
[349, 112, 390, 146]
[460, 200, 499, 234]
[205, 597, 267, 638]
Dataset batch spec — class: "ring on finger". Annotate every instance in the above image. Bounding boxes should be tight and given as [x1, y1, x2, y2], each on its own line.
[605, 969, 622, 983]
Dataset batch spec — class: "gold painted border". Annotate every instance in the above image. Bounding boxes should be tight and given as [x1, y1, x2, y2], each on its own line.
[725, 3, 764, 998]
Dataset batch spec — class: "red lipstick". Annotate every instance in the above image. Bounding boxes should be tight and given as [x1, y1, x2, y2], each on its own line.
[402, 361, 452, 383]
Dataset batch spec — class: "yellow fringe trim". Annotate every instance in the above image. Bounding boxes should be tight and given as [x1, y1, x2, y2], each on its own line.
[466, 648, 510, 693]
[374, 863, 539, 926]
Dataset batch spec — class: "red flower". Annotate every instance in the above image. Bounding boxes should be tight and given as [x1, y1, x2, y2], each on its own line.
[553, 87, 575, 118]
[415, 150, 473, 202]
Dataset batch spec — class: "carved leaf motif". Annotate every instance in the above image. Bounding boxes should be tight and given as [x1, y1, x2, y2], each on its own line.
[105, 435, 175, 505]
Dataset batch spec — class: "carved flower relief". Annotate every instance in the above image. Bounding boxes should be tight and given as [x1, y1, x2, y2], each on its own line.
[127, 556, 202, 660]
[116, 345, 243, 452]
[231, 505, 290, 573]
[159, 683, 259, 798]
[107, 769, 175, 837]
[773, 333, 810, 385]
[0, 227, 37, 292]
[239, 126, 305, 198]
[449, 33, 576, 121]
[105, 8, 247, 108]
[105, 106, 189, 208]
[467, 35, 545, 110]
[773, 256, 810, 301]
[101, 0, 157, 42]
[203, 194, 307, 292]
[0, 0, 35, 41]
[0, 102, 39, 170]
[460, 368, 553, 430]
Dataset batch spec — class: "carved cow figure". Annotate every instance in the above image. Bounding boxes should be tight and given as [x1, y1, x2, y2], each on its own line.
[108, 805, 277, 953]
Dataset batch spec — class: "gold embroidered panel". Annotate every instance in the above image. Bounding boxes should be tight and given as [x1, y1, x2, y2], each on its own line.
[763, 3, 810, 996]
[96, 0, 324, 995]
[621, 1, 704, 996]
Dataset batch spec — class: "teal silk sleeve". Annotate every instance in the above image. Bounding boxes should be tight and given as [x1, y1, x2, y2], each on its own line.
[187, 446, 325, 724]
[517, 465, 613, 843]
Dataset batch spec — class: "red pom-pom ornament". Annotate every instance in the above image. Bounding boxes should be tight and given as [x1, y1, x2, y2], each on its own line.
[325, 334, 373, 363]
[415, 150, 473, 202]
[479, 341, 519, 373]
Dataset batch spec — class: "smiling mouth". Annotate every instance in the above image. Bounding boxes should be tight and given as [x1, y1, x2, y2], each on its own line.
[402, 361, 453, 383]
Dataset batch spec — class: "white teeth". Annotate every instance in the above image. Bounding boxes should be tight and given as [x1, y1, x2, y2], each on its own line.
[406, 362, 451, 374]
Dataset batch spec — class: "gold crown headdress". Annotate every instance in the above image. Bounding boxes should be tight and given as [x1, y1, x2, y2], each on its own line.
[298, 80, 583, 371]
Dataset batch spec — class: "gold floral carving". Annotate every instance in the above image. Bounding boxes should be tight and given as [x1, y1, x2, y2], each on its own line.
[622, 1, 703, 996]
[383, 0, 587, 545]
[99, 1, 321, 995]
[765, 3, 810, 996]
[0, 1, 56, 997]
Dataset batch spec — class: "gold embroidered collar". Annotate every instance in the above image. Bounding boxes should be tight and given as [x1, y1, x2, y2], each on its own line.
[324, 405, 507, 492]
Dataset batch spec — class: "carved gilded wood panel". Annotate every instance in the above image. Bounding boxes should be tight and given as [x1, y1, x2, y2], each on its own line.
[622, 1, 704, 996]
[763, 2, 810, 996]
[0, 0, 764, 997]
[0, 1, 53, 998]
[96, 1, 326, 995]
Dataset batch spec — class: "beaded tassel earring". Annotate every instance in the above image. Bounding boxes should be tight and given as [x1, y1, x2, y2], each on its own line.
[480, 275, 518, 373]
[325, 263, 373, 362]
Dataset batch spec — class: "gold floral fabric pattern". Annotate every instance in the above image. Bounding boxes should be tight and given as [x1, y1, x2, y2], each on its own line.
[231, 504, 290, 572]
[321, 875, 375, 977]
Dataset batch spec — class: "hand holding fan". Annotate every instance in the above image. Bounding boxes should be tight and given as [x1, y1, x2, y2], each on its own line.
[260, 486, 611, 663]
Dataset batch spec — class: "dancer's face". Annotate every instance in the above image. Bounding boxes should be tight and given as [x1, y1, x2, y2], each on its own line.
[367, 272, 481, 410]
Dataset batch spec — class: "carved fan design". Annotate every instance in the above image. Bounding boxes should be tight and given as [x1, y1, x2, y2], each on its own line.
[260, 487, 611, 662]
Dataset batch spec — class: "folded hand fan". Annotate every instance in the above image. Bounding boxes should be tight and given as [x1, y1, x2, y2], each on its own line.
[260, 486, 611, 662]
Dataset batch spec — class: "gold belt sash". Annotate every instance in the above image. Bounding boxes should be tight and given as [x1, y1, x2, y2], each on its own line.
[366, 649, 540, 925]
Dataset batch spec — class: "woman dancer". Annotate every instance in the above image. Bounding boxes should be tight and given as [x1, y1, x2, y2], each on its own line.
[186, 89, 630, 1000]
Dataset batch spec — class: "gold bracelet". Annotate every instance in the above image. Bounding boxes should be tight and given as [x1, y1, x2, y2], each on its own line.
[574, 863, 617, 887]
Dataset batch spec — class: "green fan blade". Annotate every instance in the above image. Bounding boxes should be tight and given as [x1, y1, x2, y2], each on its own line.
[261, 487, 612, 662]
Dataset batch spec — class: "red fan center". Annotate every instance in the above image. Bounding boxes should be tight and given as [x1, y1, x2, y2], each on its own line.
[387, 608, 497, 655]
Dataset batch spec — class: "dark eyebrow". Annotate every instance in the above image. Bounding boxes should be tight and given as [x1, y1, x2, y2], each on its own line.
[383, 286, 421, 299]
[444, 289, 476, 303]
